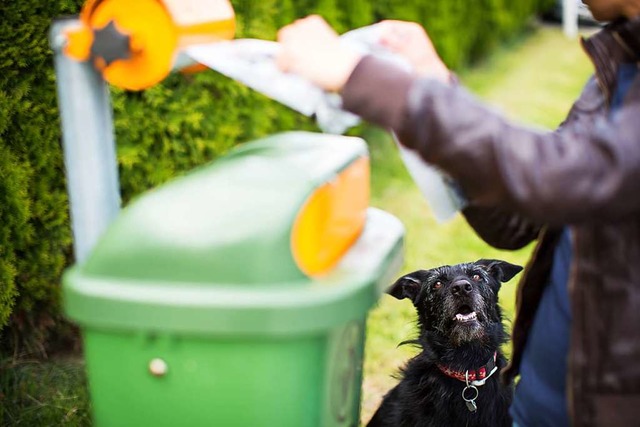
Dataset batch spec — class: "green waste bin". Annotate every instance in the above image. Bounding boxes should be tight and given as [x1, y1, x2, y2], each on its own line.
[63, 132, 404, 427]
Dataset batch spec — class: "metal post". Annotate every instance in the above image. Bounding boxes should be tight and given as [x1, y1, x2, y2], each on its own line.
[50, 19, 121, 264]
[563, 0, 579, 39]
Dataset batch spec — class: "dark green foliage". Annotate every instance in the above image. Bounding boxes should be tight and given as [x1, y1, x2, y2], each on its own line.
[0, 0, 82, 356]
[370, 0, 549, 69]
[0, 357, 91, 426]
[0, 0, 549, 356]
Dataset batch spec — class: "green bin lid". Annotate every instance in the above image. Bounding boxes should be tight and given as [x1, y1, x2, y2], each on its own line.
[63, 132, 405, 335]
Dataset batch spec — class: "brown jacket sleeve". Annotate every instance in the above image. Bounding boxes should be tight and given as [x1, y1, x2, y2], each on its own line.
[461, 205, 541, 250]
[342, 56, 640, 225]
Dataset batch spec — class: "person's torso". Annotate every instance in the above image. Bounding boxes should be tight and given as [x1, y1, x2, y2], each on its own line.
[511, 61, 640, 427]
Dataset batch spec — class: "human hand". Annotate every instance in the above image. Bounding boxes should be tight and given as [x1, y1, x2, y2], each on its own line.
[377, 20, 451, 83]
[277, 15, 363, 92]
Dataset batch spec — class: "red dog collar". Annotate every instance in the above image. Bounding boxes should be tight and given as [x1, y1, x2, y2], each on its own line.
[437, 352, 498, 385]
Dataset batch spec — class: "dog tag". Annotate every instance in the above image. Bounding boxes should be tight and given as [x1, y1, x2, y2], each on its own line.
[462, 384, 479, 413]
[465, 400, 477, 412]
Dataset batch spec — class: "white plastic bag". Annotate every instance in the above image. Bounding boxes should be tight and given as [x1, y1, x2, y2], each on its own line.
[186, 24, 467, 221]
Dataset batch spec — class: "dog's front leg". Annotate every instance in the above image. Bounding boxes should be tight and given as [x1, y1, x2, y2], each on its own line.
[366, 386, 401, 427]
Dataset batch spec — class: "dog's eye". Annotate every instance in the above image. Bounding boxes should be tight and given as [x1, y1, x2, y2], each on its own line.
[472, 274, 481, 281]
[433, 281, 443, 290]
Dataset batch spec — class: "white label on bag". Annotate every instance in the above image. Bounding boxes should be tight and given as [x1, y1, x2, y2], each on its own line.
[162, 0, 234, 26]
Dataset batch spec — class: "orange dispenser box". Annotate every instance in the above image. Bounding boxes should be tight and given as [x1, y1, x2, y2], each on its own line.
[64, 0, 236, 90]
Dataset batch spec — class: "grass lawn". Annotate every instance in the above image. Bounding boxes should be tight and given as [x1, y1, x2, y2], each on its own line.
[0, 24, 593, 426]
[0, 357, 91, 426]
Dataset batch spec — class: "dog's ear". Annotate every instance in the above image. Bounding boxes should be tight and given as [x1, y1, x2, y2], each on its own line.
[475, 259, 523, 283]
[387, 272, 424, 303]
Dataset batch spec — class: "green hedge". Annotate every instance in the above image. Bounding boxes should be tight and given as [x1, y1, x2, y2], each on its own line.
[0, 0, 550, 356]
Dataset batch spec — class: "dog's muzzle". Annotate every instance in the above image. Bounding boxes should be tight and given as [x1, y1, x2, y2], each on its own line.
[448, 279, 483, 324]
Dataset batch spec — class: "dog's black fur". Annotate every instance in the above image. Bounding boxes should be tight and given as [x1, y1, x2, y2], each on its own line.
[367, 259, 522, 427]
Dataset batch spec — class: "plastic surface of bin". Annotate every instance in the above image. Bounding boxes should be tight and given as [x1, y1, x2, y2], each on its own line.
[63, 131, 404, 427]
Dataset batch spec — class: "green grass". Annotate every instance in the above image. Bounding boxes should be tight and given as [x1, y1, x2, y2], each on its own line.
[360, 25, 593, 423]
[0, 24, 594, 426]
[0, 358, 90, 426]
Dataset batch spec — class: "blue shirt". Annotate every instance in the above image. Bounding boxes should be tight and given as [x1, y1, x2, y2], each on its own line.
[511, 63, 638, 427]
[611, 63, 639, 111]
[511, 229, 572, 427]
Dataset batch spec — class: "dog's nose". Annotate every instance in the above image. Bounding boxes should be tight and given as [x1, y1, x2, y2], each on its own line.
[451, 279, 473, 296]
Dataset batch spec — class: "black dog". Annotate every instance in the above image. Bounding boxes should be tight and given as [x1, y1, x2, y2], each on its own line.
[367, 259, 522, 427]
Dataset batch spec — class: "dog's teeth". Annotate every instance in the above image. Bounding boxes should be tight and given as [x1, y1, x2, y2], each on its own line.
[455, 311, 477, 322]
